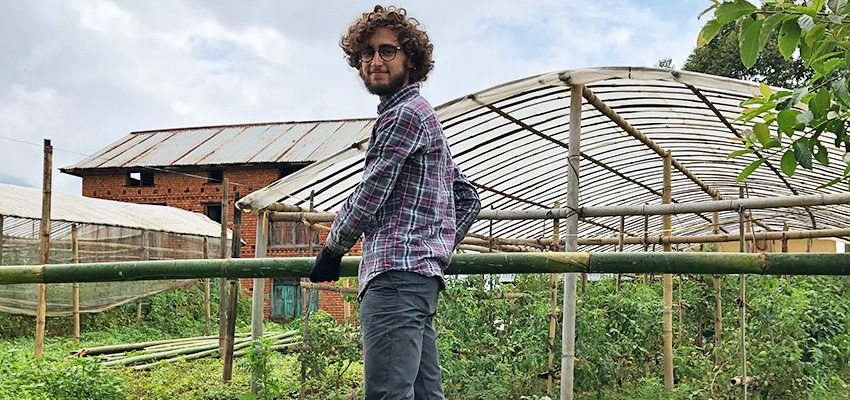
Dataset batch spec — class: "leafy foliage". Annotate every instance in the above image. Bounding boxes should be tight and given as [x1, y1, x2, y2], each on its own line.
[697, 0, 850, 187]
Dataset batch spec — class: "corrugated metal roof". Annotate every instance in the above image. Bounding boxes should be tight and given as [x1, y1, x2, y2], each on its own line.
[0, 183, 226, 237]
[62, 119, 375, 173]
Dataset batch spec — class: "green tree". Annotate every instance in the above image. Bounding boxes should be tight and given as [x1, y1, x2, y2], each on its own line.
[684, 22, 811, 88]
[697, 0, 850, 187]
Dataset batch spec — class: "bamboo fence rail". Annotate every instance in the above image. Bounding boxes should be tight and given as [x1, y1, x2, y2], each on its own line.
[4, 252, 850, 285]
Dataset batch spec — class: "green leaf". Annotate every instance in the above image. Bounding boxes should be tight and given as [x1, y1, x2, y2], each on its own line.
[753, 122, 771, 146]
[759, 83, 772, 99]
[781, 149, 798, 176]
[698, 2, 719, 19]
[778, 17, 802, 59]
[777, 110, 800, 136]
[813, 0, 827, 12]
[845, 164, 850, 175]
[740, 17, 764, 68]
[809, 89, 831, 118]
[814, 142, 830, 165]
[736, 101, 776, 124]
[698, 19, 723, 47]
[715, 0, 757, 25]
[765, 136, 782, 149]
[737, 158, 766, 182]
[843, 152, 850, 164]
[805, 23, 826, 47]
[823, 57, 844, 74]
[833, 76, 848, 98]
[817, 176, 842, 188]
[796, 6, 818, 19]
[793, 140, 814, 169]
[760, 13, 786, 49]
[811, 51, 843, 64]
[728, 149, 756, 159]
[740, 97, 766, 106]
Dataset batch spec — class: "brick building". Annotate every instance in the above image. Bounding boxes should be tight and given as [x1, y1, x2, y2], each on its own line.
[61, 119, 375, 322]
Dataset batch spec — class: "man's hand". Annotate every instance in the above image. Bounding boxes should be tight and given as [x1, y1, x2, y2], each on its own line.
[309, 247, 343, 282]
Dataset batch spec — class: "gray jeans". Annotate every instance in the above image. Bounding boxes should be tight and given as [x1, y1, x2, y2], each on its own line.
[359, 270, 445, 400]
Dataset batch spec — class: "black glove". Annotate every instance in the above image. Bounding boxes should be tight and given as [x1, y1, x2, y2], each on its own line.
[309, 247, 343, 282]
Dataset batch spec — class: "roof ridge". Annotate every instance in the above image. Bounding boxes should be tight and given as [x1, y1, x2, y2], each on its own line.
[131, 118, 375, 134]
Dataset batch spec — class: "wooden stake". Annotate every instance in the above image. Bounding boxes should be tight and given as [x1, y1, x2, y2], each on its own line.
[782, 223, 790, 285]
[548, 201, 560, 397]
[203, 238, 210, 336]
[643, 212, 649, 284]
[219, 178, 229, 351]
[560, 84, 582, 400]
[0, 215, 4, 266]
[35, 139, 52, 358]
[71, 224, 80, 344]
[662, 151, 674, 391]
[738, 187, 748, 400]
[712, 202, 722, 363]
[617, 215, 624, 292]
[223, 192, 242, 382]
[251, 211, 268, 394]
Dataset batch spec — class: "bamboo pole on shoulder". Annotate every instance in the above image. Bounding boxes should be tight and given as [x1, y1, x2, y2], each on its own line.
[662, 151, 674, 391]
[35, 139, 52, 358]
[251, 211, 268, 394]
[223, 191, 242, 382]
[547, 201, 560, 397]
[71, 224, 80, 344]
[560, 84, 582, 400]
[219, 178, 229, 351]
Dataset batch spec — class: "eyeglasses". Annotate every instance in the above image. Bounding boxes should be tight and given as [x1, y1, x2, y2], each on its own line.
[360, 44, 403, 63]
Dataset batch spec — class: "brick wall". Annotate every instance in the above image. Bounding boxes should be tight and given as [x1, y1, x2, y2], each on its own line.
[80, 165, 360, 323]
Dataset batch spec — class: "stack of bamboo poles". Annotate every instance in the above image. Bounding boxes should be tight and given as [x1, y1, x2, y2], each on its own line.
[72, 331, 300, 371]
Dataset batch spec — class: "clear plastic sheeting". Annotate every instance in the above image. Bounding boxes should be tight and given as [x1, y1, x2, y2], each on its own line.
[0, 186, 226, 316]
[238, 67, 850, 252]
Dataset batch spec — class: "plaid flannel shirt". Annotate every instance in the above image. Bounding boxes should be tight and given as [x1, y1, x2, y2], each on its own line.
[325, 83, 481, 297]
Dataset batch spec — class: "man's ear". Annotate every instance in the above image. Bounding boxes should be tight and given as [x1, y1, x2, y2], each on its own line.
[407, 60, 415, 69]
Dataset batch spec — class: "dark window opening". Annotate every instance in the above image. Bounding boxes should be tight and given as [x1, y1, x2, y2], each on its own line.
[127, 170, 154, 187]
[208, 170, 223, 184]
[204, 203, 222, 223]
[278, 163, 309, 179]
[270, 221, 318, 247]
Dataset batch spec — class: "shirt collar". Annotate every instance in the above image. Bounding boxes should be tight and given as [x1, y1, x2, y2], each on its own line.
[377, 82, 420, 114]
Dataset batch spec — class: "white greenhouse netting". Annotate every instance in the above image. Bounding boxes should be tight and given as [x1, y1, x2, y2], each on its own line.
[0, 184, 227, 316]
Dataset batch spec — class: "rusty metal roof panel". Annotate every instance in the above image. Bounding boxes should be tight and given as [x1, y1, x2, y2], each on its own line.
[63, 119, 375, 172]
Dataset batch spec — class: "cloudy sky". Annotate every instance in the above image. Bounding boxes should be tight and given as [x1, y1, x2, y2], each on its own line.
[1, 0, 709, 195]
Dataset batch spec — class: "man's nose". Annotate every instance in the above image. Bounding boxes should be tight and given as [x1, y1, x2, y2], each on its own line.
[370, 53, 384, 66]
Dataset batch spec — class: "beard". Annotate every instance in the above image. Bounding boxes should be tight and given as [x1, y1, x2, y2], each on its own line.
[361, 68, 408, 97]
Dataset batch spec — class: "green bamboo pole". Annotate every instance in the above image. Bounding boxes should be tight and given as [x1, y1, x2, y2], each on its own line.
[4, 252, 850, 285]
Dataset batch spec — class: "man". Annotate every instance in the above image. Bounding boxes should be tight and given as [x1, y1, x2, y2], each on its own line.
[309, 5, 481, 399]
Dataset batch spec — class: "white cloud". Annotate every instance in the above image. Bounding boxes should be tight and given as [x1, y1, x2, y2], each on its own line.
[0, 0, 710, 195]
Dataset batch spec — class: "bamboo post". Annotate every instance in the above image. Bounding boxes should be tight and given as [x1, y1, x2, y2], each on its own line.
[203, 238, 210, 336]
[547, 201, 560, 396]
[712, 202, 722, 362]
[617, 216, 624, 292]
[0, 215, 4, 266]
[738, 187, 748, 400]
[136, 302, 142, 322]
[662, 151, 674, 391]
[643, 212, 649, 284]
[140, 230, 149, 261]
[35, 139, 52, 358]
[300, 288, 313, 399]
[71, 224, 80, 344]
[678, 274, 684, 341]
[219, 178, 229, 350]
[223, 192, 242, 382]
[560, 84, 582, 400]
[782, 223, 790, 285]
[251, 211, 268, 394]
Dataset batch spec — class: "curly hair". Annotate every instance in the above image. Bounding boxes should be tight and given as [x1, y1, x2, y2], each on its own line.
[340, 5, 434, 84]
